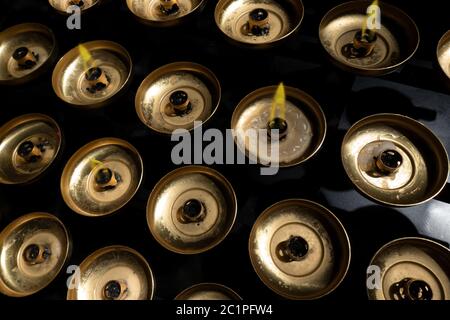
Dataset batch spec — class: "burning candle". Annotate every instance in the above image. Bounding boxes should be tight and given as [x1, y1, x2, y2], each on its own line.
[267, 82, 288, 140]
[85, 66, 110, 93]
[12, 47, 39, 69]
[159, 0, 179, 15]
[248, 8, 270, 36]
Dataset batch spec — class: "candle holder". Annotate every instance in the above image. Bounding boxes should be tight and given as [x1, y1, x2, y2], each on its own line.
[0, 114, 62, 185]
[341, 114, 449, 206]
[319, 1, 419, 76]
[0, 23, 57, 85]
[135, 62, 221, 134]
[175, 283, 242, 300]
[215, 0, 304, 48]
[52, 41, 132, 109]
[48, 0, 102, 13]
[67, 246, 155, 300]
[368, 238, 450, 300]
[126, 0, 207, 26]
[0, 213, 70, 297]
[146, 166, 237, 254]
[231, 86, 326, 167]
[249, 199, 351, 300]
[60, 138, 143, 217]
[437, 30, 450, 89]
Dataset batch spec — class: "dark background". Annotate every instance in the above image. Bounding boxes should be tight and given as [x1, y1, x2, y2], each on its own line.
[0, 0, 449, 301]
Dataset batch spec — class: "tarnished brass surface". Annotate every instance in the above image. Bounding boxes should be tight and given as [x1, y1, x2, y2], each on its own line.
[319, 1, 419, 75]
[341, 114, 449, 206]
[52, 41, 132, 108]
[60, 138, 143, 217]
[126, 0, 206, 26]
[437, 30, 450, 86]
[147, 166, 237, 254]
[0, 23, 57, 85]
[67, 246, 154, 300]
[368, 238, 450, 300]
[231, 86, 326, 167]
[0, 114, 62, 184]
[136, 62, 221, 134]
[175, 283, 242, 300]
[48, 0, 101, 13]
[249, 199, 350, 300]
[215, 0, 304, 47]
[0, 213, 70, 297]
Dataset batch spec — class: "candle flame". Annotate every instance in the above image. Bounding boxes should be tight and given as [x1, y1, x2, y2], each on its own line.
[270, 82, 286, 122]
[362, 0, 379, 35]
[90, 158, 103, 169]
[78, 44, 95, 72]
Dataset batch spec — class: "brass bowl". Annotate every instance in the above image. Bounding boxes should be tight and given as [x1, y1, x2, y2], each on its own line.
[126, 0, 207, 27]
[61, 138, 143, 217]
[175, 283, 242, 300]
[0, 23, 57, 85]
[231, 85, 327, 167]
[48, 0, 102, 13]
[0, 114, 62, 185]
[136, 62, 221, 134]
[67, 245, 155, 300]
[437, 30, 450, 88]
[52, 40, 132, 109]
[319, 1, 419, 76]
[367, 237, 450, 300]
[0, 212, 70, 297]
[147, 166, 237, 254]
[214, 0, 304, 48]
[341, 114, 449, 207]
[249, 199, 351, 300]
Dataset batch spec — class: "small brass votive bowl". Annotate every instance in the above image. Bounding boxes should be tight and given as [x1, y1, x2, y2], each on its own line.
[67, 246, 155, 300]
[231, 86, 327, 168]
[0, 23, 57, 85]
[367, 237, 450, 300]
[249, 199, 351, 300]
[52, 40, 132, 109]
[136, 62, 221, 134]
[126, 0, 207, 27]
[175, 283, 242, 300]
[0, 212, 71, 297]
[60, 138, 143, 217]
[437, 30, 450, 89]
[319, 0, 419, 76]
[48, 0, 102, 14]
[147, 166, 237, 254]
[341, 114, 449, 206]
[215, 0, 304, 48]
[0, 114, 62, 185]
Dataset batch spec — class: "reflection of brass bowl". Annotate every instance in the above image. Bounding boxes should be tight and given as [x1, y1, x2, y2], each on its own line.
[136, 62, 221, 134]
[126, 0, 207, 27]
[48, 0, 102, 13]
[0, 114, 62, 185]
[175, 283, 242, 300]
[67, 246, 155, 300]
[249, 199, 350, 300]
[52, 41, 132, 109]
[437, 30, 450, 89]
[342, 114, 449, 207]
[0, 23, 57, 85]
[319, 1, 419, 76]
[0, 212, 70, 297]
[61, 138, 143, 217]
[147, 166, 237, 254]
[231, 86, 326, 167]
[215, 0, 304, 48]
[368, 238, 450, 300]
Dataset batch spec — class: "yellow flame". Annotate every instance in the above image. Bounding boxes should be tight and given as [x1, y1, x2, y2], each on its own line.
[89, 158, 103, 170]
[270, 82, 286, 122]
[362, 0, 379, 35]
[78, 44, 94, 72]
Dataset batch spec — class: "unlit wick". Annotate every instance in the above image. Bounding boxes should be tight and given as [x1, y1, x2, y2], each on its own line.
[85, 67, 109, 93]
[13, 47, 38, 69]
[248, 8, 270, 36]
[160, 0, 179, 15]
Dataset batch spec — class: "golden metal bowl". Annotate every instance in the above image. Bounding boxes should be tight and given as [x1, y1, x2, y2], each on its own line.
[0, 212, 70, 297]
[147, 166, 237, 254]
[67, 245, 155, 300]
[136, 62, 221, 134]
[52, 40, 132, 109]
[0, 23, 57, 85]
[437, 30, 450, 88]
[175, 283, 242, 300]
[0, 114, 62, 185]
[60, 138, 143, 217]
[231, 85, 327, 168]
[319, 1, 419, 76]
[367, 237, 450, 300]
[48, 0, 102, 14]
[214, 0, 304, 48]
[126, 0, 207, 27]
[249, 199, 351, 300]
[341, 114, 449, 207]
